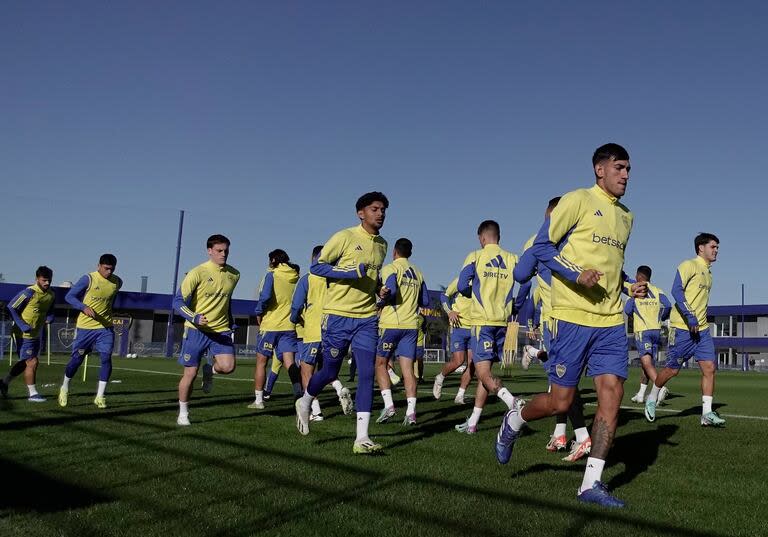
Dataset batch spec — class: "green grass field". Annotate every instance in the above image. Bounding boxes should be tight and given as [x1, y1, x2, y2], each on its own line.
[1, 355, 766, 537]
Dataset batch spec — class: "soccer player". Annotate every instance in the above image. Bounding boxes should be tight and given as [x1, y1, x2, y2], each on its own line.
[495, 143, 647, 508]
[455, 220, 520, 433]
[434, 277, 474, 404]
[290, 245, 353, 419]
[58, 254, 123, 409]
[173, 235, 240, 425]
[0, 266, 56, 401]
[414, 313, 426, 384]
[264, 353, 282, 400]
[375, 238, 430, 425]
[250, 249, 301, 409]
[644, 233, 723, 426]
[295, 191, 388, 454]
[625, 265, 672, 403]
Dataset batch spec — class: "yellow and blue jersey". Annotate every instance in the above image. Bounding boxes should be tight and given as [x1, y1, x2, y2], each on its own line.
[290, 273, 327, 343]
[441, 277, 473, 329]
[310, 225, 387, 318]
[66, 272, 123, 330]
[624, 283, 671, 332]
[515, 234, 555, 326]
[174, 260, 240, 334]
[378, 257, 430, 329]
[670, 256, 713, 330]
[7, 284, 55, 339]
[531, 184, 633, 328]
[254, 263, 299, 332]
[457, 244, 519, 327]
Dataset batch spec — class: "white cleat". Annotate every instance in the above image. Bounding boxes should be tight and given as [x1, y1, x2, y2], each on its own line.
[522, 345, 538, 370]
[247, 400, 265, 410]
[295, 399, 310, 436]
[658, 386, 669, 405]
[432, 378, 443, 400]
[454, 393, 466, 405]
[310, 413, 324, 422]
[338, 387, 354, 415]
[630, 394, 644, 404]
[455, 364, 467, 374]
[177, 415, 191, 426]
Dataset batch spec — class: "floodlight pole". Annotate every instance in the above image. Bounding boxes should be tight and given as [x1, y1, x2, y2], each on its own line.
[165, 210, 185, 357]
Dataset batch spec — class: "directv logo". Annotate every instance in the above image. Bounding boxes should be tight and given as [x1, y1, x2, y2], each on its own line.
[485, 255, 507, 269]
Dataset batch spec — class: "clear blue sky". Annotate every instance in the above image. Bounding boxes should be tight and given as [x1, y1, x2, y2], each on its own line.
[2, 2, 766, 304]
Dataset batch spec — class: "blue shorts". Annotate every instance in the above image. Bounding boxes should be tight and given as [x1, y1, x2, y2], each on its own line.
[257, 330, 298, 358]
[471, 325, 506, 363]
[416, 345, 424, 360]
[322, 314, 378, 360]
[635, 329, 661, 361]
[450, 327, 472, 353]
[73, 328, 115, 357]
[548, 320, 628, 387]
[178, 327, 234, 367]
[377, 328, 417, 360]
[665, 328, 716, 369]
[14, 336, 41, 361]
[298, 341, 321, 366]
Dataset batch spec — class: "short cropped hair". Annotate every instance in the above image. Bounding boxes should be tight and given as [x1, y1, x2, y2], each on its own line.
[592, 143, 630, 166]
[547, 197, 561, 211]
[356, 192, 389, 211]
[636, 265, 652, 280]
[694, 233, 719, 254]
[312, 245, 324, 259]
[36, 266, 53, 279]
[207, 234, 230, 249]
[99, 254, 117, 266]
[394, 238, 413, 258]
[477, 220, 500, 238]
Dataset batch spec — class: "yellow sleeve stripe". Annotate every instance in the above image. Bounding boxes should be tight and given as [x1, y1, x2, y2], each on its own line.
[554, 255, 583, 274]
[180, 306, 196, 318]
[11, 295, 28, 309]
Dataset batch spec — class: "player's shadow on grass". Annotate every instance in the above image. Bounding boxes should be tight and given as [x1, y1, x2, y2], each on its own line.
[0, 456, 112, 513]
[606, 423, 678, 489]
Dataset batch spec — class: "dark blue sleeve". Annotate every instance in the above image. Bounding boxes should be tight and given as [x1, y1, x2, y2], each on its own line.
[624, 298, 635, 317]
[660, 293, 672, 322]
[671, 271, 697, 327]
[7, 289, 32, 332]
[533, 301, 541, 328]
[310, 261, 364, 280]
[45, 295, 56, 324]
[440, 291, 453, 312]
[419, 281, 430, 307]
[173, 288, 199, 324]
[457, 263, 475, 297]
[514, 280, 532, 312]
[513, 248, 538, 284]
[531, 217, 582, 283]
[254, 272, 275, 316]
[65, 275, 90, 311]
[290, 275, 309, 324]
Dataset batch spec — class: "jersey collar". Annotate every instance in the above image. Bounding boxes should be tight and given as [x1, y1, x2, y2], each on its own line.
[591, 184, 618, 204]
[356, 224, 379, 239]
[205, 260, 226, 272]
[694, 255, 711, 269]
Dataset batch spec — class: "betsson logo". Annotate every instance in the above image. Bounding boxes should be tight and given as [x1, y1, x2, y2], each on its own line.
[592, 233, 625, 251]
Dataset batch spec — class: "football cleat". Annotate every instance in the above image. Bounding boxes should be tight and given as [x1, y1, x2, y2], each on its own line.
[701, 411, 726, 427]
[546, 434, 568, 452]
[432, 378, 443, 400]
[454, 393, 466, 405]
[27, 394, 47, 403]
[388, 369, 401, 386]
[58, 388, 68, 407]
[263, 392, 271, 401]
[630, 393, 644, 403]
[310, 413, 324, 422]
[177, 415, 191, 426]
[247, 400, 265, 410]
[201, 363, 214, 394]
[562, 438, 592, 462]
[402, 413, 416, 426]
[455, 364, 467, 374]
[295, 399, 310, 436]
[353, 439, 383, 454]
[454, 419, 477, 434]
[93, 396, 107, 409]
[644, 400, 656, 422]
[577, 481, 625, 508]
[376, 406, 396, 424]
[658, 386, 670, 405]
[495, 406, 521, 464]
[522, 345, 538, 370]
[338, 387, 354, 415]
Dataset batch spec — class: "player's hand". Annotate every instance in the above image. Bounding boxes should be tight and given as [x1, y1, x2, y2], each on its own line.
[378, 286, 391, 299]
[197, 314, 209, 326]
[577, 269, 603, 288]
[689, 324, 700, 337]
[447, 311, 460, 327]
[83, 306, 96, 318]
[631, 281, 648, 298]
[255, 315, 262, 326]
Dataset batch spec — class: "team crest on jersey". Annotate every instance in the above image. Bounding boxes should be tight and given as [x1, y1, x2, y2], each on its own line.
[454, 342, 459, 349]
[330, 348, 339, 358]
[77, 349, 86, 356]
[555, 363, 567, 378]
[25, 348, 33, 356]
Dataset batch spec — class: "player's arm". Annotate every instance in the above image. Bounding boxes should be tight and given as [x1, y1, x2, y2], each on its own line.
[379, 267, 398, 304]
[173, 270, 205, 325]
[45, 292, 56, 324]
[253, 273, 275, 317]
[7, 289, 33, 332]
[513, 248, 538, 284]
[418, 280, 430, 308]
[514, 280, 532, 314]
[65, 275, 95, 317]
[659, 292, 672, 322]
[289, 275, 309, 324]
[624, 297, 635, 317]
[531, 194, 586, 284]
[671, 266, 698, 328]
[457, 254, 476, 297]
[310, 233, 365, 280]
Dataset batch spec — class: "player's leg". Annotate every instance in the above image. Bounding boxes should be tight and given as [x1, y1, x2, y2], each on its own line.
[92, 329, 115, 408]
[0, 332, 31, 397]
[631, 353, 654, 403]
[176, 328, 208, 425]
[435, 328, 470, 399]
[456, 350, 474, 404]
[350, 316, 382, 453]
[562, 391, 592, 461]
[375, 329, 396, 421]
[278, 331, 302, 398]
[547, 413, 569, 452]
[457, 379, 487, 434]
[645, 328, 687, 422]
[696, 330, 723, 425]
[251, 352, 270, 408]
[59, 330, 95, 407]
[399, 356, 417, 425]
[347, 351, 357, 382]
[264, 354, 282, 398]
[177, 365, 199, 426]
[472, 326, 516, 409]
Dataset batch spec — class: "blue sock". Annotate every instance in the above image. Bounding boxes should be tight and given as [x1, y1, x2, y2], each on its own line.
[265, 370, 279, 394]
[65, 351, 86, 379]
[353, 348, 375, 413]
[307, 353, 342, 397]
[98, 353, 113, 382]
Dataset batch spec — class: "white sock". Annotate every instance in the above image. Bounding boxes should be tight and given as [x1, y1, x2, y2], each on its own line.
[580, 457, 605, 493]
[507, 407, 527, 431]
[331, 379, 344, 396]
[497, 387, 516, 409]
[467, 406, 483, 427]
[254, 390, 263, 403]
[356, 412, 371, 441]
[406, 397, 416, 415]
[553, 422, 567, 437]
[435, 372, 445, 383]
[27, 384, 38, 396]
[637, 383, 648, 397]
[381, 389, 394, 409]
[300, 392, 313, 413]
[179, 400, 189, 417]
[456, 387, 466, 399]
[702, 395, 713, 415]
[62, 376, 71, 391]
[575, 427, 590, 443]
[647, 383, 661, 403]
[527, 346, 540, 358]
[311, 398, 321, 415]
[96, 380, 107, 397]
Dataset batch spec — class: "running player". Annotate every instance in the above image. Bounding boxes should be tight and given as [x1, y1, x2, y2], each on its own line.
[625, 265, 672, 403]
[644, 233, 723, 426]
[1, 266, 56, 401]
[434, 277, 474, 404]
[58, 254, 122, 409]
[250, 249, 301, 409]
[496, 143, 647, 508]
[295, 192, 388, 454]
[375, 238, 430, 425]
[173, 235, 240, 425]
